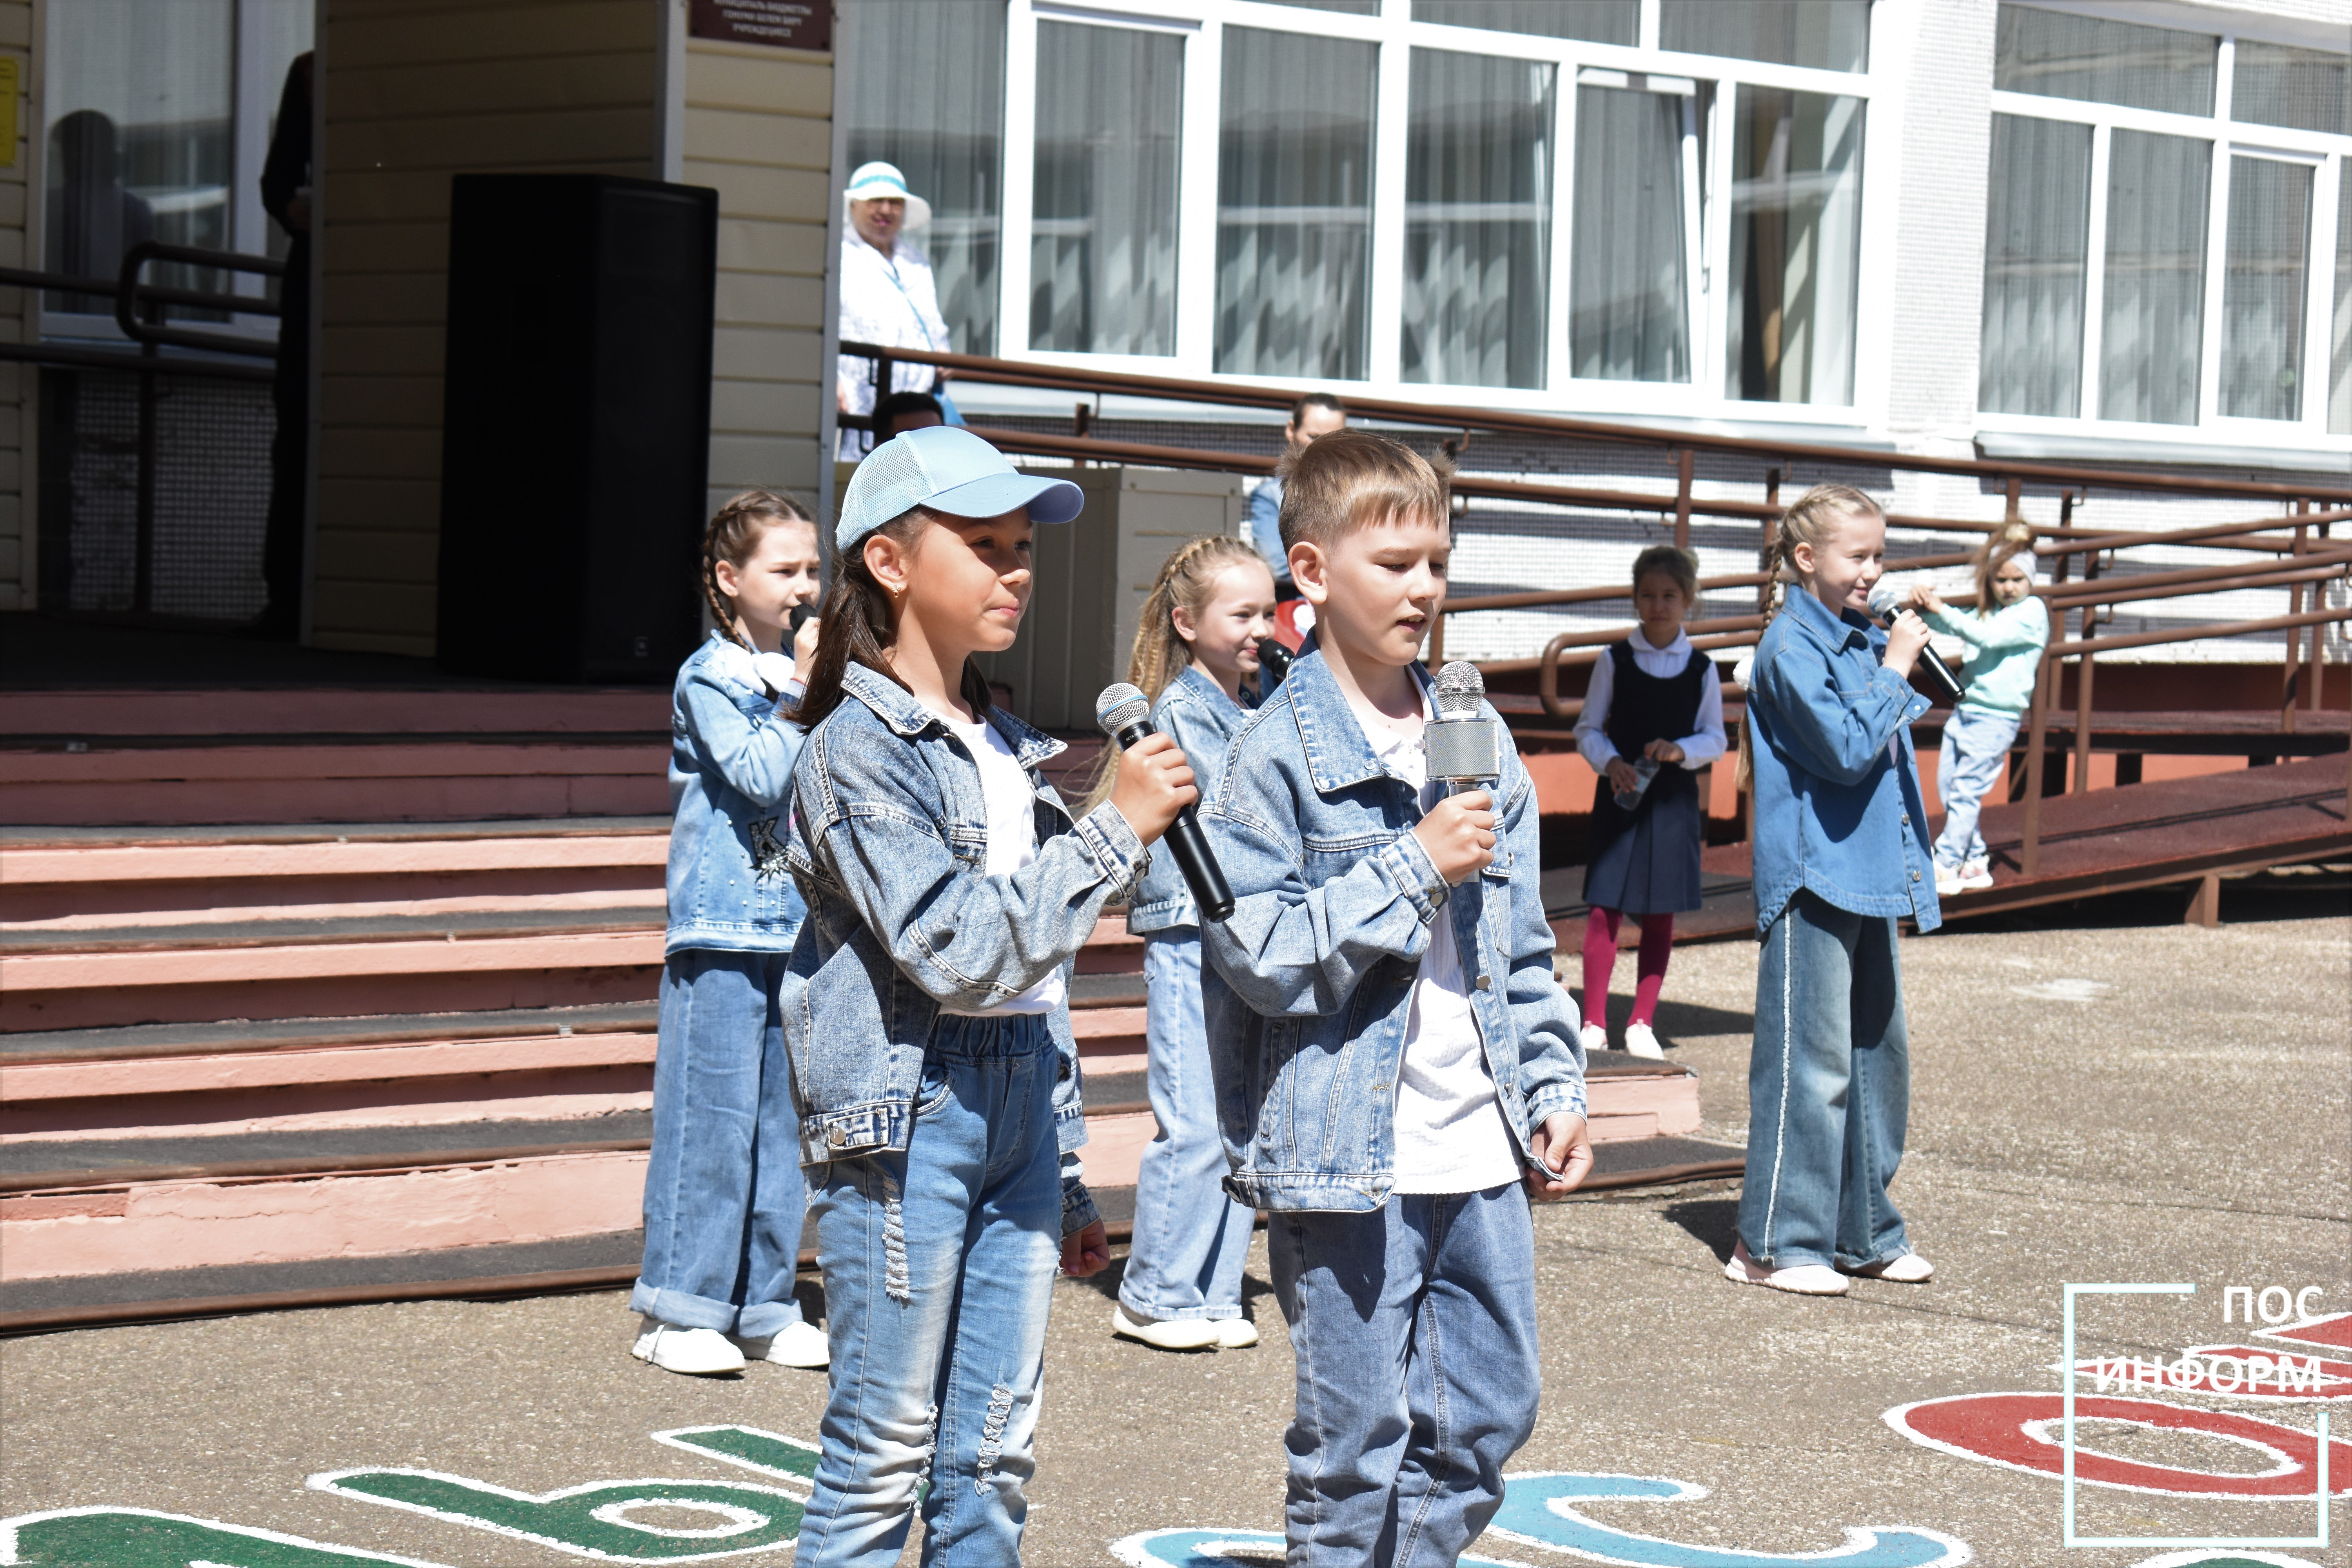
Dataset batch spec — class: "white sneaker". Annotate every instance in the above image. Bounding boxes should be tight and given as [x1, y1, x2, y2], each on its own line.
[1622, 1023, 1664, 1060]
[1213, 1317, 1260, 1349]
[632, 1317, 747, 1375]
[1723, 1240, 1848, 1296]
[1847, 1252, 1935, 1283]
[736, 1319, 829, 1368]
[1934, 867, 1965, 897]
[1579, 1022, 1609, 1056]
[1959, 860, 1994, 891]
[1110, 1304, 1219, 1351]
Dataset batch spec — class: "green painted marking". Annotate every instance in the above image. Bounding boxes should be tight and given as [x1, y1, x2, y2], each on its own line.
[307, 1470, 802, 1563]
[1, 1507, 454, 1568]
[650, 1426, 820, 1484]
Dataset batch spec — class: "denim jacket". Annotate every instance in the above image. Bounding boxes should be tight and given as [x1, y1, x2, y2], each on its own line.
[781, 663, 1149, 1236]
[1748, 588, 1942, 934]
[1127, 666, 1256, 935]
[666, 633, 811, 955]
[1196, 646, 1586, 1213]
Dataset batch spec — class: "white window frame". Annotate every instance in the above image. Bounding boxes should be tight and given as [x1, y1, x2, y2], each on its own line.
[39, 0, 303, 347]
[989, 0, 1900, 428]
[1976, 4, 2352, 458]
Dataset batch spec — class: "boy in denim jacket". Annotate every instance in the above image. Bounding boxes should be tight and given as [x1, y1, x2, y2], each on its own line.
[1199, 431, 1591, 1566]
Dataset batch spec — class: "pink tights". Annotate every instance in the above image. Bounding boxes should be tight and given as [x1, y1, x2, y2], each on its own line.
[1580, 907, 1675, 1029]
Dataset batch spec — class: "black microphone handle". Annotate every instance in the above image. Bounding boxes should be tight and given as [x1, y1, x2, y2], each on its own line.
[1113, 719, 1237, 922]
[1877, 606, 1967, 706]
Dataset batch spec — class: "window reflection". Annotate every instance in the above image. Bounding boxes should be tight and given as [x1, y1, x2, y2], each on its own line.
[1571, 82, 1693, 384]
[1726, 86, 1865, 406]
[2219, 156, 2312, 422]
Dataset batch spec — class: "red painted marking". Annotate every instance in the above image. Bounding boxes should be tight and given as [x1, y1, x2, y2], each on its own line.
[1890, 1392, 2352, 1499]
[2263, 1313, 2352, 1352]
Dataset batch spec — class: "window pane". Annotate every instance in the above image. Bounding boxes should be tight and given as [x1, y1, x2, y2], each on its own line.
[1726, 87, 1865, 405]
[1403, 50, 1553, 389]
[1978, 114, 2092, 417]
[2219, 157, 2312, 422]
[2100, 129, 2209, 425]
[1030, 23, 1182, 357]
[1660, 2, 1869, 73]
[2231, 42, 2349, 137]
[1215, 28, 1377, 379]
[1571, 84, 1690, 383]
[1261, 0, 1379, 12]
[45, 0, 232, 313]
[2331, 179, 2351, 434]
[1413, 0, 1637, 46]
[1993, 4, 2214, 117]
[845, 0, 1005, 354]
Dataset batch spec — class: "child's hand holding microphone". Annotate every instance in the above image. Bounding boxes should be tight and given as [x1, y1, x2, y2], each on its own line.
[1107, 731, 1198, 844]
[1413, 791, 1496, 884]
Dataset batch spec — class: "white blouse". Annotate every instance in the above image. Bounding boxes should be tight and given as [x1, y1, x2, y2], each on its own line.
[1573, 626, 1727, 773]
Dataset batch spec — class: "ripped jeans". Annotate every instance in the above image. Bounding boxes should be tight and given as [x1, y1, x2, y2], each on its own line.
[796, 1010, 1063, 1568]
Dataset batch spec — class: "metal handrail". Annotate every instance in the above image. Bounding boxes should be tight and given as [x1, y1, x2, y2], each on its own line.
[0, 256, 282, 383]
[116, 241, 287, 359]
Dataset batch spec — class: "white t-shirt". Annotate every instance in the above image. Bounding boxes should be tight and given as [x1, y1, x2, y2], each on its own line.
[938, 712, 1064, 1016]
[1344, 691, 1521, 1195]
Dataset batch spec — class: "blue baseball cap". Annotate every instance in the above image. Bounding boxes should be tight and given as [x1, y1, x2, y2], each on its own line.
[836, 426, 1085, 553]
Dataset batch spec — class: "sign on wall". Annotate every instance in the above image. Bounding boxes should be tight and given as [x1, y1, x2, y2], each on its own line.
[688, 0, 831, 51]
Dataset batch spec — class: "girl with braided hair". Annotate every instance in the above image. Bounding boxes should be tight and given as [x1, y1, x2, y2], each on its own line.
[1105, 534, 1279, 1351]
[631, 490, 832, 1375]
[1732, 485, 1940, 1298]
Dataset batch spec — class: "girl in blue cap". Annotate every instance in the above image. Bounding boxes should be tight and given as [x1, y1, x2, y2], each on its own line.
[783, 427, 1199, 1566]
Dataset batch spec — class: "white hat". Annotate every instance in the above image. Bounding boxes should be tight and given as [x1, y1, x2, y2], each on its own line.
[843, 161, 931, 231]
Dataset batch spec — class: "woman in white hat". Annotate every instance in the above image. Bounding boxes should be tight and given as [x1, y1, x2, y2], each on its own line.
[836, 161, 951, 456]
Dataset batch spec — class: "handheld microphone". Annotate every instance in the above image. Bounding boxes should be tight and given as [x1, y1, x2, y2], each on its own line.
[1254, 637, 1294, 688]
[1096, 683, 1235, 923]
[1425, 661, 1502, 787]
[1868, 586, 1967, 706]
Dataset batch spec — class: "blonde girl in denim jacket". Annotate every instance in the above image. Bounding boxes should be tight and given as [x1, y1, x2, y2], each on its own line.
[781, 428, 1198, 1568]
[633, 491, 832, 1377]
[1733, 485, 1941, 1299]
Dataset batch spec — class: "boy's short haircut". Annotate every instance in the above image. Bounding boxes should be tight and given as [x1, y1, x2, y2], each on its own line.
[1277, 429, 1452, 557]
[1288, 390, 1345, 429]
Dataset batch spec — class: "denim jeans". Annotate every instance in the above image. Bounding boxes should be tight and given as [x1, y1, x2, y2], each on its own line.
[632, 949, 808, 1338]
[1269, 1183, 1540, 1567]
[1738, 891, 1911, 1271]
[796, 1011, 1063, 1568]
[1120, 930, 1256, 1323]
[1933, 706, 2020, 871]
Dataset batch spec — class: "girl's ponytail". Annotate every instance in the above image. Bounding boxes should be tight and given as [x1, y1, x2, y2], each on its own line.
[703, 490, 813, 655]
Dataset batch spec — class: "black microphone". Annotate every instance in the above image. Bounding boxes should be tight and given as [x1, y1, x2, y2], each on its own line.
[1254, 637, 1294, 690]
[1096, 682, 1235, 923]
[1868, 585, 1967, 706]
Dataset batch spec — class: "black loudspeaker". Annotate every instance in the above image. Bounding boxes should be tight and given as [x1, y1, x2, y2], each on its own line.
[437, 174, 718, 682]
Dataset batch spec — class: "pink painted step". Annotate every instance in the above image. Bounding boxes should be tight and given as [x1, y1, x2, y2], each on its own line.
[0, 689, 670, 736]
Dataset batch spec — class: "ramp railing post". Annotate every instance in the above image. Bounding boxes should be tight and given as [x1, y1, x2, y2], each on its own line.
[2072, 553, 2101, 794]
[2021, 599, 2057, 875]
[2283, 508, 2308, 732]
[1672, 446, 1694, 550]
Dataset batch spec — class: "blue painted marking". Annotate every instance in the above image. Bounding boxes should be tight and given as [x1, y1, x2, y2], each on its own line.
[1484, 1473, 1971, 1567]
[1109, 1528, 1524, 1567]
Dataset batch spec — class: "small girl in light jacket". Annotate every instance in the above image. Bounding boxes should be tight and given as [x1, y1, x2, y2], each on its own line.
[1573, 544, 1725, 1061]
[1907, 521, 2047, 896]
[633, 490, 831, 1376]
[1104, 535, 1278, 1352]
[1735, 485, 1940, 1299]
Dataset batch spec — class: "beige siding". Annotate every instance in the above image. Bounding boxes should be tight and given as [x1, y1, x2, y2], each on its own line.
[314, 0, 657, 655]
[0, 0, 33, 609]
[684, 38, 831, 516]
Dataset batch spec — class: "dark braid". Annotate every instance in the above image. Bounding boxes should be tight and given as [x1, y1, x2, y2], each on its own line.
[703, 489, 814, 654]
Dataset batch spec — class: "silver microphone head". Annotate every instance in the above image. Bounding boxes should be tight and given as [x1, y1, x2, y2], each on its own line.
[1867, 583, 1901, 620]
[1434, 660, 1485, 718]
[1096, 682, 1150, 735]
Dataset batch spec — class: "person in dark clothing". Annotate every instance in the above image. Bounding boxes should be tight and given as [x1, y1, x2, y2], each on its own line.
[867, 389, 944, 445]
[45, 110, 154, 312]
[255, 52, 313, 639]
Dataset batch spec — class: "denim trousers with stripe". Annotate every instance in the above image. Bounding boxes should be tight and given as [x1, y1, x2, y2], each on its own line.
[1737, 890, 1912, 1271]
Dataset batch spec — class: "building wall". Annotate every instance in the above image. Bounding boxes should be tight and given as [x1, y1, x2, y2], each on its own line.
[0, 0, 33, 612]
[681, 36, 833, 522]
[313, 0, 659, 656]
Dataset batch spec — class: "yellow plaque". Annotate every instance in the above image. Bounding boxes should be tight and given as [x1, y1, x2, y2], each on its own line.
[0, 58, 17, 169]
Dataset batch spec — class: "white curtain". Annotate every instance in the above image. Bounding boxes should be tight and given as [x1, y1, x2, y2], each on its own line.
[1412, 0, 1636, 45]
[1214, 27, 1377, 379]
[2227, 40, 2347, 137]
[2219, 156, 2312, 422]
[1570, 84, 1690, 383]
[1726, 86, 1865, 405]
[844, 0, 1006, 355]
[1978, 113, 2092, 417]
[1029, 22, 1183, 357]
[2100, 129, 2208, 425]
[1660, 0, 1870, 73]
[1402, 49, 1554, 389]
[1992, 4, 2214, 118]
[2332, 173, 2351, 435]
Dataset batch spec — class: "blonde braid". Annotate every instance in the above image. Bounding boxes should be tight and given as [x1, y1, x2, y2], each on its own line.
[702, 489, 814, 655]
[1760, 484, 1884, 628]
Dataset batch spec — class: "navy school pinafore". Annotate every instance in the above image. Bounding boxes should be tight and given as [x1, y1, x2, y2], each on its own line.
[1582, 640, 1709, 915]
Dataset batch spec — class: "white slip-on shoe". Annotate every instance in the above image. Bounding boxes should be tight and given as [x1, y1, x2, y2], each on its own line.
[1959, 860, 1995, 891]
[1724, 1240, 1848, 1296]
[1579, 1022, 1609, 1056]
[737, 1319, 830, 1368]
[1213, 1317, 1260, 1349]
[1622, 1023, 1664, 1060]
[632, 1318, 747, 1375]
[1847, 1252, 1935, 1283]
[1110, 1304, 1219, 1351]
[1934, 870, 1965, 897]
